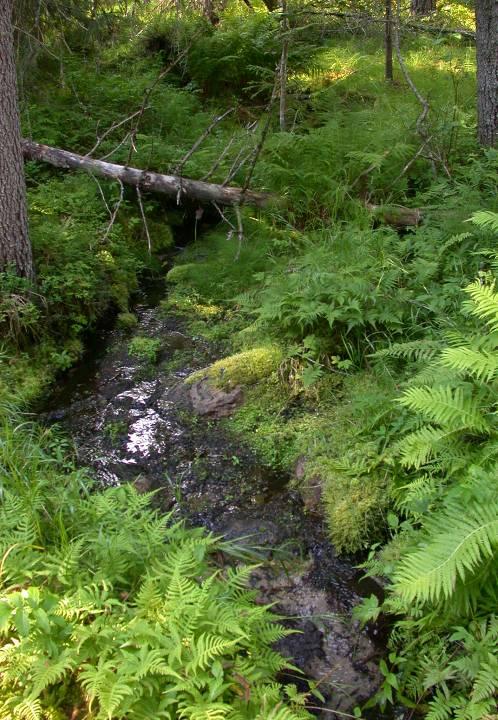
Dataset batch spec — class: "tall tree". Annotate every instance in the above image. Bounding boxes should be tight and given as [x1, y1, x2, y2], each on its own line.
[0, 0, 34, 280]
[410, 0, 435, 16]
[475, 0, 498, 146]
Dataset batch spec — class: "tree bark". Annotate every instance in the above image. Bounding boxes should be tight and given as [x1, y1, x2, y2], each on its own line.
[410, 0, 435, 16]
[279, 0, 289, 131]
[475, 0, 498, 146]
[21, 140, 275, 208]
[385, 0, 394, 82]
[0, 0, 34, 280]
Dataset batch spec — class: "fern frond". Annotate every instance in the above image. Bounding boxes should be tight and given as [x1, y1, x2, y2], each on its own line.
[471, 657, 498, 702]
[373, 339, 441, 363]
[399, 385, 489, 433]
[439, 347, 498, 383]
[393, 502, 498, 604]
[187, 633, 238, 673]
[13, 700, 42, 720]
[396, 425, 457, 468]
[464, 282, 498, 334]
[470, 211, 498, 234]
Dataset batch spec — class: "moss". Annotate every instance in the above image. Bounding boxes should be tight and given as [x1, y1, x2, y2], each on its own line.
[117, 312, 138, 330]
[128, 336, 162, 363]
[315, 456, 389, 554]
[166, 264, 198, 285]
[186, 346, 284, 391]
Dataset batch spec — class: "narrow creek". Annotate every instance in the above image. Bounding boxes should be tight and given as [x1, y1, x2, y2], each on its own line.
[42, 266, 387, 717]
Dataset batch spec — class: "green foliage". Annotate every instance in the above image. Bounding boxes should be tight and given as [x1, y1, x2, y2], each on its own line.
[128, 336, 162, 362]
[187, 13, 280, 97]
[0, 270, 41, 346]
[117, 312, 139, 330]
[26, 174, 148, 341]
[358, 238, 498, 716]
[0, 407, 312, 720]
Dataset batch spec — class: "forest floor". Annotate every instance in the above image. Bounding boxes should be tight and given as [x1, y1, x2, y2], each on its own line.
[1, 7, 498, 717]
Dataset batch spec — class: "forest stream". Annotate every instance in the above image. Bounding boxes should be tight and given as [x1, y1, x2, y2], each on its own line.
[41, 273, 387, 717]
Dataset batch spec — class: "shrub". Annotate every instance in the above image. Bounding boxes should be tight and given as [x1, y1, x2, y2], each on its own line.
[128, 336, 162, 362]
[357, 219, 498, 717]
[117, 311, 138, 330]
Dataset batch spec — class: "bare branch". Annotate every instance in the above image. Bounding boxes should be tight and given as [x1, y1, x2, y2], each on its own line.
[173, 107, 235, 176]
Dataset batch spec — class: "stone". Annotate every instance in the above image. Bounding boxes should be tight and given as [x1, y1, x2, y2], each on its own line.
[189, 377, 244, 418]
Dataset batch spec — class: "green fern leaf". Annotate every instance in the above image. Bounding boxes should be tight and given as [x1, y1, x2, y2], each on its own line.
[393, 502, 498, 604]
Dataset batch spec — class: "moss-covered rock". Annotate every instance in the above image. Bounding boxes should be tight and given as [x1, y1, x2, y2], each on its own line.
[166, 264, 198, 285]
[313, 454, 389, 554]
[186, 346, 284, 390]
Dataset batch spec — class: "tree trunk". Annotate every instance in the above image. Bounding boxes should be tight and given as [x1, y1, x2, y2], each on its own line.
[385, 0, 394, 81]
[22, 140, 275, 208]
[410, 0, 435, 16]
[475, 0, 498, 146]
[279, 0, 289, 131]
[0, 0, 34, 280]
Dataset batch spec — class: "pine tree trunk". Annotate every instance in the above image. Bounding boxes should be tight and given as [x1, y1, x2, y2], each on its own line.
[475, 0, 498, 146]
[385, 0, 394, 81]
[410, 0, 435, 16]
[0, 0, 34, 280]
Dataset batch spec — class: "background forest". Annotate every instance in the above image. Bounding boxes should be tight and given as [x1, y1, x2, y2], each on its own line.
[0, 0, 497, 717]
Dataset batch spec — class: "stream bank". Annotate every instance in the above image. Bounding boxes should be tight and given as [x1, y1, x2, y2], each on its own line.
[43, 281, 386, 717]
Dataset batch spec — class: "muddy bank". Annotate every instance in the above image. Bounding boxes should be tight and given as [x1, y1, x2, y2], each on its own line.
[44, 289, 385, 716]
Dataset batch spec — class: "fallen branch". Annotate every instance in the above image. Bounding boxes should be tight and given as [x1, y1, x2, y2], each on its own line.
[22, 140, 423, 226]
[366, 202, 422, 227]
[22, 139, 274, 208]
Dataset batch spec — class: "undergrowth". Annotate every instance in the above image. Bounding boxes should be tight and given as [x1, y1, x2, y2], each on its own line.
[0, 404, 313, 720]
[4, 6, 498, 719]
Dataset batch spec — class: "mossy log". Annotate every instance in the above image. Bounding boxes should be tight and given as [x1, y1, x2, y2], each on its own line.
[366, 202, 422, 227]
[22, 139, 274, 209]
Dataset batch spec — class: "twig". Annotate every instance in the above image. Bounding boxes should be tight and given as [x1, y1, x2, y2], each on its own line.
[392, 0, 429, 136]
[136, 186, 152, 256]
[279, 0, 290, 131]
[223, 149, 253, 186]
[234, 205, 244, 260]
[350, 150, 390, 189]
[126, 31, 202, 166]
[389, 135, 433, 187]
[85, 109, 145, 158]
[240, 71, 280, 198]
[201, 133, 237, 181]
[102, 179, 124, 242]
[98, 132, 133, 162]
[212, 201, 237, 231]
[173, 107, 235, 176]
[13, 25, 59, 60]
[89, 173, 112, 218]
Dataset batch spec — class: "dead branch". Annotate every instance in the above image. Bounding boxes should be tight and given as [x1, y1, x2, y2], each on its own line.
[22, 139, 274, 208]
[173, 107, 235, 176]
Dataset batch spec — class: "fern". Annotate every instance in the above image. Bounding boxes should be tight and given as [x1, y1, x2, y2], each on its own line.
[470, 210, 498, 234]
[0, 408, 312, 720]
[393, 502, 498, 603]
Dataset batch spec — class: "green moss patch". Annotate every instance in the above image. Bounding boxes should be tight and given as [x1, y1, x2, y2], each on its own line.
[186, 346, 284, 390]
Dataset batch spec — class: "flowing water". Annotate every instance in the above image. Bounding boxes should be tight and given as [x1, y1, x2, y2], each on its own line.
[43, 277, 388, 717]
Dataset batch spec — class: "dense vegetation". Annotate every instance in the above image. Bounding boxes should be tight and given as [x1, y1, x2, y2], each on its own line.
[1, 0, 497, 717]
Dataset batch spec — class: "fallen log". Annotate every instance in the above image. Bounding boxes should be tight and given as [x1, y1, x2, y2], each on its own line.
[22, 139, 273, 209]
[22, 140, 423, 227]
[366, 202, 422, 227]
